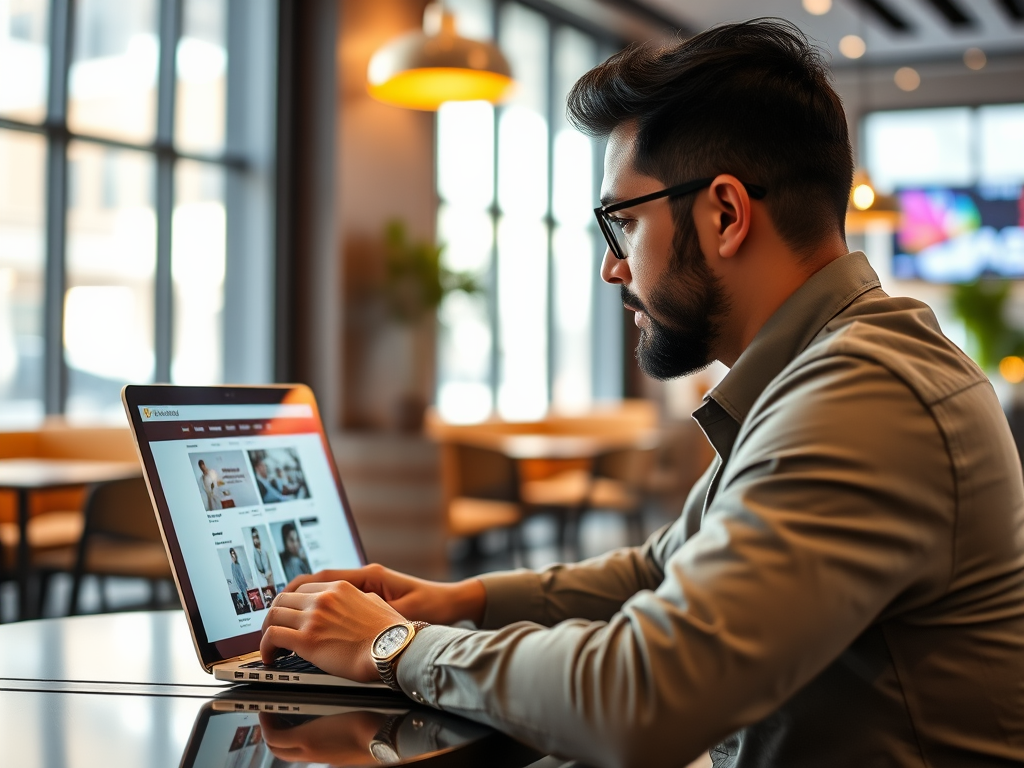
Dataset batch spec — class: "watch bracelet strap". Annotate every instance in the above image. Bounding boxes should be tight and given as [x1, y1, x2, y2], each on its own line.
[371, 712, 407, 747]
[377, 621, 429, 691]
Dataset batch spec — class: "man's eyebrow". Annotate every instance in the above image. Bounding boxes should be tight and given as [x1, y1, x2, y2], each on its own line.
[599, 193, 623, 207]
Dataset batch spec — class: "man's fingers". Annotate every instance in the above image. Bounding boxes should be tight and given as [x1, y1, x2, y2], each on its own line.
[260, 624, 304, 663]
[294, 581, 336, 594]
[283, 568, 365, 593]
[260, 591, 314, 633]
[268, 590, 314, 607]
[261, 606, 309, 637]
[281, 573, 318, 593]
[258, 715, 308, 748]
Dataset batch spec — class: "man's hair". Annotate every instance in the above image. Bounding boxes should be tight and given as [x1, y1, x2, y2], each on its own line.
[567, 18, 853, 256]
[281, 522, 296, 546]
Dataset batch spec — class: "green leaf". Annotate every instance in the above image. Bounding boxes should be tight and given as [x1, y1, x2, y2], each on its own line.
[380, 219, 482, 323]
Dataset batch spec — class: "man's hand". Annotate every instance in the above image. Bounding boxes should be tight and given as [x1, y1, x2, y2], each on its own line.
[282, 563, 487, 626]
[259, 710, 388, 764]
[259, 580, 405, 681]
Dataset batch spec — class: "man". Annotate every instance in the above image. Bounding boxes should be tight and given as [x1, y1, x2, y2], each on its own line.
[197, 459, 220, 511]
[251, 526, 275, 588]
[260, 20, 1024, 767]
[228, 547, 250, 612]
[252, 454, 287, 504]
[278, 521, 312, 582]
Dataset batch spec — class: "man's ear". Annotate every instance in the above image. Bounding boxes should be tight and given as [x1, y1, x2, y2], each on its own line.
[704, 174, 752, 259]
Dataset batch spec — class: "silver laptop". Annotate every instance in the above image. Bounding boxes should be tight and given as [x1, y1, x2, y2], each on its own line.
[122, 383, 386, 690]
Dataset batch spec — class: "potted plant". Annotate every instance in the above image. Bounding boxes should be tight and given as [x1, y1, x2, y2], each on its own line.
[949, 279, 1024, 373]
[380, 219, 481, 430]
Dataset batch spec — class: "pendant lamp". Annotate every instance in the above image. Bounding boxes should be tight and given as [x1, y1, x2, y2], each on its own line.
[843, 8, 899, 233]
[368, 4, 514, 111]
[846, 168, 900, 232]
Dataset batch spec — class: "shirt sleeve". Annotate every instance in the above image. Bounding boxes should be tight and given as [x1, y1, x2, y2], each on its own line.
[398, 356, 954, 768]
[475, 531, 671, 629]
[475, 461, 715, 629]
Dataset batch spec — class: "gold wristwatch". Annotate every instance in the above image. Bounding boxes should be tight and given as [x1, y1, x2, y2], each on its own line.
[368, 712, 407, 764]
[371, 621, 429, 691]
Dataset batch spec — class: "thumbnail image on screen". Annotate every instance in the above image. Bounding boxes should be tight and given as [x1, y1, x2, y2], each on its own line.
[217, 545, 266, 615]
[246, 524, 280, 590]
[248, 448, 310, 505]
[270, 519, 312, 583]
[191, 451, 260, 511]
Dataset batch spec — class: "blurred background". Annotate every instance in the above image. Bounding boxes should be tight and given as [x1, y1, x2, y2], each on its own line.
[1, 0, 1022, 617]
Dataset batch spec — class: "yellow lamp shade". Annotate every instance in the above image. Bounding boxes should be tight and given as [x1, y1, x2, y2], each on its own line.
[369, 68, 513, 111]
[368, 5, 514, 111]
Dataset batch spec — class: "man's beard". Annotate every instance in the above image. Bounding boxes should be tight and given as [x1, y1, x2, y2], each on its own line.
[624, 212, 730, 381]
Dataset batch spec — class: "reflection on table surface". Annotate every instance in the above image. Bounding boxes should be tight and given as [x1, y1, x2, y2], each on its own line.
[0, 612, 544, 767]
[0, 688, 204, 768]
[189, 694, 496, 767]
[0, 610, 222, 687]
[0, 687, 542, 768]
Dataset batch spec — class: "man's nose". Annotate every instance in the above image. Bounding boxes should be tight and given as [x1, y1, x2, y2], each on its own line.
[600, 247, 630, 285]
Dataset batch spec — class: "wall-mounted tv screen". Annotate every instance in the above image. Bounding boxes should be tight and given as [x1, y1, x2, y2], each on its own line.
[892, 184, 1024, 283]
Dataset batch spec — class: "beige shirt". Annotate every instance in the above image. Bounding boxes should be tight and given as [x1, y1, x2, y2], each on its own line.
[399, 252, 1024, 767]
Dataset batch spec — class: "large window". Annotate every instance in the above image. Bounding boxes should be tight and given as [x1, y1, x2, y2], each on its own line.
[0, 0, 276, 425]
[864, 105, 1024, 192]
[863, 104, 1024, 284]
[435, 0, 620, 422]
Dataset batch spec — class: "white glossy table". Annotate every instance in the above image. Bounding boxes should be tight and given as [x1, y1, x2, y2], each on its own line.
[0, 611, 545, 767]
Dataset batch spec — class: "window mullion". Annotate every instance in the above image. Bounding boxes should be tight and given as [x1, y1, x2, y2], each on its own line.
[545, 19, 556, 407]
[488, 0, 503, 412]
[42, 0, 73, 414]
[590, 40, 624, 401]
[154, 0, 183, 383]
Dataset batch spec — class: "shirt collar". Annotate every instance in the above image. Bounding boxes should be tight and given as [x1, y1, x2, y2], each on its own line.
[696, 251, 881, 445]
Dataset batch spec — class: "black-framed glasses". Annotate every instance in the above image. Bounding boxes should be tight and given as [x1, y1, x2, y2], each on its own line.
[594, 177, 768, 260]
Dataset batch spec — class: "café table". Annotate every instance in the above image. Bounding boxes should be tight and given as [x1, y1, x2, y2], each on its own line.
[451, 430, 662, 560]
[454, 430, 660, 463]
[0, 458, 142, 621]
[0, 610, 549, 767]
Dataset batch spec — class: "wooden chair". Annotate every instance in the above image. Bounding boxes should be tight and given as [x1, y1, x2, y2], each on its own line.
[437, 442, 527, 565]
[427, 400, 663, 563]
[1, 508, 88, 620]
[33, 477, 173, 615]
[0, 424, 141, 617]
[521, 442, 658, 560]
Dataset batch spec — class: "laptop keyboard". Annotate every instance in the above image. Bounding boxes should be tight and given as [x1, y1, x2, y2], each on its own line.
[238, 654, 325, 678]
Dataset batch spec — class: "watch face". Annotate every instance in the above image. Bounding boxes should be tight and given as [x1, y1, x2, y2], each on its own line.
[369, 741, 401, 764]
[373, 625, 410, 658]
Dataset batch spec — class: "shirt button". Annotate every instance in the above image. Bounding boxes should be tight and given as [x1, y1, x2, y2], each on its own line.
[411, 691, 425, 703]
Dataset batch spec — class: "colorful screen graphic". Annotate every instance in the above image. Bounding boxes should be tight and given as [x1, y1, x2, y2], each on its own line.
[893, 185, 1024, 282]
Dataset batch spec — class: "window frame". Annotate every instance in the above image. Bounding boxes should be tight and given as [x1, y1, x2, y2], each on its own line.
[0, 0, 275, 418]
[433, 0, 622, 420]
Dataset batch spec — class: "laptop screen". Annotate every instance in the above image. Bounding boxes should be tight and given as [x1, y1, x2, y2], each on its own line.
[123, 385, 366, 668]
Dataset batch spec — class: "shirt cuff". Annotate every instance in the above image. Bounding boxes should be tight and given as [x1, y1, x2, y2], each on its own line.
[477, 568, 546, 629]
[395, 624, 468, 706]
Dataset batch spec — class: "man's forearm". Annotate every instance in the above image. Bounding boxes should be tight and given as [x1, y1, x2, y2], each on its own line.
[477, 537, 669, 629]
[450, 577, 486, 626]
